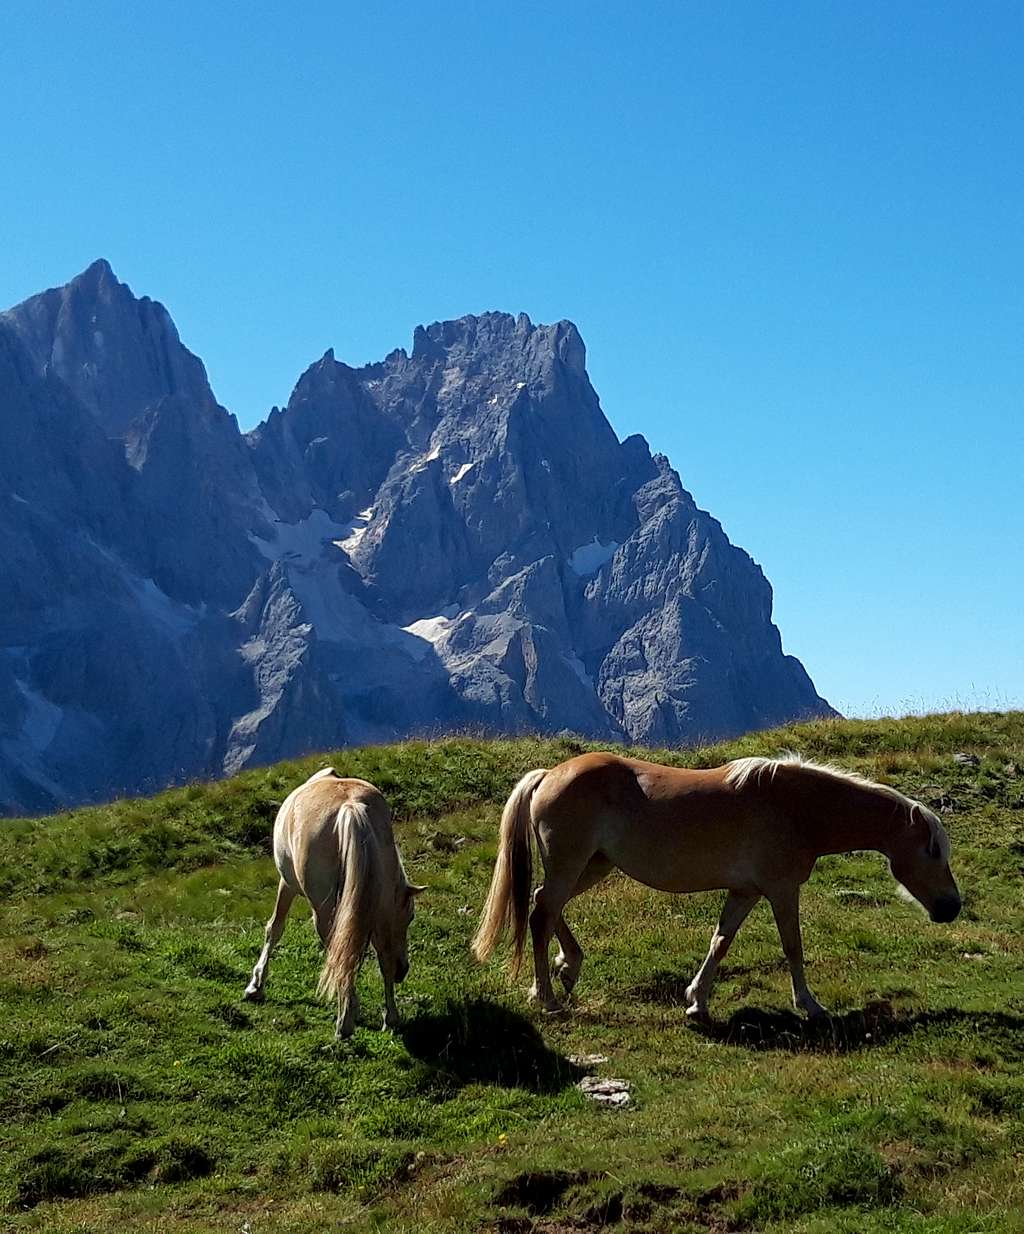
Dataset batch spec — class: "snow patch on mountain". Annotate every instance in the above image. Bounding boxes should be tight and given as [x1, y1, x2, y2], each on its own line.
[403, 606, 461, 648]
[334, 507, 375, 557]
[568, 537, 620, 576]
[14, 681, 63, 753]
[566, 654, 594, 689]
[252, 507, 350, 565]
[129, 577, 201, 639]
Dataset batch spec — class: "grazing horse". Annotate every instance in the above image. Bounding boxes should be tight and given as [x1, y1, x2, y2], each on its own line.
[473, 753, 961, 1019]
[244, 768, 423, 1036]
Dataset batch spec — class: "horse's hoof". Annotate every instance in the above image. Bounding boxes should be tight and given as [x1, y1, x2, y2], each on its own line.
[243, 985, 265, 1003]
[529, 988, 565, 1014]
[382, 1013, 401, 1031]
[557, 966, 581, 994]
[684, 1004, 711, 1024]
[534, 999, 565, 1014]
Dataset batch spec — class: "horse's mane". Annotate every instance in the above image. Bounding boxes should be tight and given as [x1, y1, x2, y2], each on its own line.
[725, 753, 904, 797]
[724, 754, 948, 855]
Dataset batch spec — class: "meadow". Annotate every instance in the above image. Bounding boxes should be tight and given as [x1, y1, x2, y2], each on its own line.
[2, 712, 1023, 1233]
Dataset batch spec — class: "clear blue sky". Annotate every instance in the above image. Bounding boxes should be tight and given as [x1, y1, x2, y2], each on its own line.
[2, 2, 1021, 718]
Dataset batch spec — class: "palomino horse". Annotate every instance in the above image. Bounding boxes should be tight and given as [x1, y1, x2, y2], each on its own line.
[473, 753, 961, 1018]
[244, 768, 423, 1036]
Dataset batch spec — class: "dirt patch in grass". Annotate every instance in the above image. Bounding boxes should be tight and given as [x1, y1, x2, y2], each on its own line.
[12, 1133, 212, 1209]
[493, 1169, 592, 1215]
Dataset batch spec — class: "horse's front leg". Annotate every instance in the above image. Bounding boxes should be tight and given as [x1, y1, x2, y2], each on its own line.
[375, 939, 405, 1030]
[685, 890, 760, 1020]
[768, 885, 828, 1018]
[381, 973, 401, 1030]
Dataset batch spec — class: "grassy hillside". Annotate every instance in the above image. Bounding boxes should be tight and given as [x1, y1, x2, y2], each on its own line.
[2, 713, 1023, 1233]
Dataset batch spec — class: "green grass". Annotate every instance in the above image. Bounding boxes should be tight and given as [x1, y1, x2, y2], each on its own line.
[1, 712, 1023, 1233]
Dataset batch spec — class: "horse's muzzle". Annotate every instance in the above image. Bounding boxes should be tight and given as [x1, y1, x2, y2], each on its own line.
[930, 894, 962, 923]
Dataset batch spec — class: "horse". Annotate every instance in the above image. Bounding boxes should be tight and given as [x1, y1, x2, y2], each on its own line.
[473, 752, 961, 1019]
[244, 767, 424, 1037]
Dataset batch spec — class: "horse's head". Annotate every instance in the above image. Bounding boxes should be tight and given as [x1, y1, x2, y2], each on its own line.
[888, 802, 961, 923]
[375, 881, 425, 983]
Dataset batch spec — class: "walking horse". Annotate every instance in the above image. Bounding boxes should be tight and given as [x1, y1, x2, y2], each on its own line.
[473, 753, 960, 1018]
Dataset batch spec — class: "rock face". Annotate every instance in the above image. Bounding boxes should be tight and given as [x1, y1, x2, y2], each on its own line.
[0, 263, 834, 814]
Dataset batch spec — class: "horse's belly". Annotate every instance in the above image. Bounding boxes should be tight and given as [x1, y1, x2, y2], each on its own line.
[604, 834, 753, 895]
[617, 861, 740, 895]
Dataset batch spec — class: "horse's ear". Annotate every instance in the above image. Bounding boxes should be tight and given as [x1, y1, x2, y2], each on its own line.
[912, 803, 942, 858]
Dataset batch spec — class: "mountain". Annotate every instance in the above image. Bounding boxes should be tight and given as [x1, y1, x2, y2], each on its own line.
[0, 262, 834, 814]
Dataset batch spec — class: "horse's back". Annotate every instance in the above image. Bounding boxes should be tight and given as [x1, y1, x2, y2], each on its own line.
[280, 772, 387, 826]
[530, 752, 779, 894]
[535, 752, 730, 815]
[273, 771, 390, 901]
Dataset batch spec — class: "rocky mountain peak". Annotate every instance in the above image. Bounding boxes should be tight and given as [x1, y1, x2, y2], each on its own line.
[1, 259, 215, 437]
[0, 264, 835, 816]
[76, 257, 116, 289]
[407, 310, 583, 375]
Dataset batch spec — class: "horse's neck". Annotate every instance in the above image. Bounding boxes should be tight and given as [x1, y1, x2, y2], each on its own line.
[374, 836, 403, 891]
[795, 776, 902, 857]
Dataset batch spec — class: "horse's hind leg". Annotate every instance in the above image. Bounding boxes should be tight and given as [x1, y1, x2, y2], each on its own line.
[553, 854, 613, 994]
[312, 900, 361, 1038]
[529, 839, 594, 1011]
[552, 918, 585, 995]
[336, 985, 360, 1038]
[684, 889, 760, 1020]
[244, 879, 296, 1002]
[529, 886, 570, 1012]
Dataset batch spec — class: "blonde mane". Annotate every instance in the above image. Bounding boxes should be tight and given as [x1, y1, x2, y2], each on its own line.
[725, 752, 900, 794]
[724, 754, 948, 857]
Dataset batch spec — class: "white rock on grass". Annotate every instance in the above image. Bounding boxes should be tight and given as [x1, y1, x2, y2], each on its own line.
[578, 1076, 632, 1108]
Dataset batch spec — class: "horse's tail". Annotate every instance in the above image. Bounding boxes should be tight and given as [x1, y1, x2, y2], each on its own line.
[318, 802, 376, 1004]
[472, 768, 548, 974]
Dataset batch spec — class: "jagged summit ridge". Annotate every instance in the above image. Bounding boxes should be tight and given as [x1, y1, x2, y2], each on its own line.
[0, 261, 834, 814]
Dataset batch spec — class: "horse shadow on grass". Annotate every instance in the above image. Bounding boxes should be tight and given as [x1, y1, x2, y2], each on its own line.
[399, 996, 585, 1093]
[632, 971, 1024, 1057]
